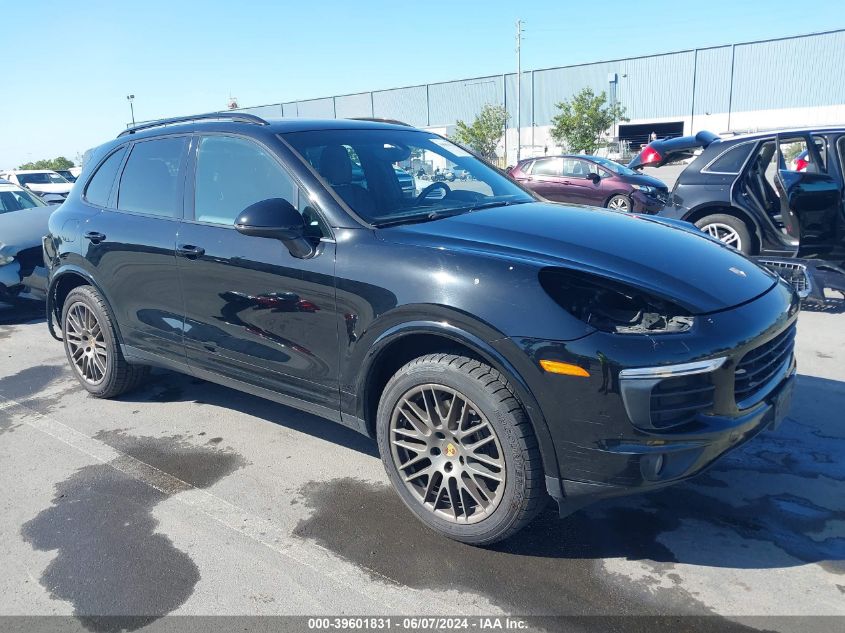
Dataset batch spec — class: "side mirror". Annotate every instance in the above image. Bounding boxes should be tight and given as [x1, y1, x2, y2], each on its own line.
[235, 198, 315, 259]
[587, 172, 601, 184]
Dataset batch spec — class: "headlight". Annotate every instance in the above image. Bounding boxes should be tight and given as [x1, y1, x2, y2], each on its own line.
[631, 184, 656, 194]
[539, 268, 695, 334]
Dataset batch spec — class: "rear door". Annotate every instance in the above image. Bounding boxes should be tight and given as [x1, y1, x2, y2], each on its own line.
[81, 136, 189, 360]
[519, 157, 572, 202]
[774, 133, 841, 256]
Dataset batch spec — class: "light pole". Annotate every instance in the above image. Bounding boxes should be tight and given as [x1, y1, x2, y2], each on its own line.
[126, 94, 136, 126]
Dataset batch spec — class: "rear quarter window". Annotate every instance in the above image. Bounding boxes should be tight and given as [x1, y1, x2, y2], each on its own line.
[703, 143, 753, 174]
[84, 147, 127, 207]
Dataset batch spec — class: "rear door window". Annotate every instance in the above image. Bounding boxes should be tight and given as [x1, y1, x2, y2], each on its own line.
[531, 158, 563, 176]
[84, 147, 127, 207]
[117, 137, 189, 217]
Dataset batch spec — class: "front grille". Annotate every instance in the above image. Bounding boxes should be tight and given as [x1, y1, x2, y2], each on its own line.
[734, 324, 796, 405]
[650, 373, 715, 428]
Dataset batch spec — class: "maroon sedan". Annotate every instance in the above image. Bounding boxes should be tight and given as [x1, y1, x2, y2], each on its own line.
[508, 155, 668, 213]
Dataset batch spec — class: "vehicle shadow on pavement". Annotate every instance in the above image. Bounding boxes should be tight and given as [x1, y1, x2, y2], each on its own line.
[0, 301, 45, 326]
[295, 373, 843, 585]
[117, 369, 379, 458]
[109, 365, 845, 574]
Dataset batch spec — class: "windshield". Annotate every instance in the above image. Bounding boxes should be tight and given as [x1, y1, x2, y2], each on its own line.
[283, 129, 534, 226]
[17, 172, 70, 185]
[0, 187, 46, 213]
[590, 156, 637, 176]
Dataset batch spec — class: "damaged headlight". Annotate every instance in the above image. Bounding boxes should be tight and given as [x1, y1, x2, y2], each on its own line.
[539, 268, 695, 334]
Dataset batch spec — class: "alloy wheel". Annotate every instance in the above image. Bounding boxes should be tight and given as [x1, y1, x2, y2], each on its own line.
[608, 196, 630, 211]
[701, 222, 742, 251]
[64, 302, 108, 384]
[389, 384, 506, 524]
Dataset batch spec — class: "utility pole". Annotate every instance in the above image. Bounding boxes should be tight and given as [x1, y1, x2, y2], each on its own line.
[515, 19, 523, 163]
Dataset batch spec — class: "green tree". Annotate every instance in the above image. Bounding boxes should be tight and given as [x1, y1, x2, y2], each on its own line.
[452, 104, 509, 161]
[17, 156, 75, 171]
[549, 88, 628, 154]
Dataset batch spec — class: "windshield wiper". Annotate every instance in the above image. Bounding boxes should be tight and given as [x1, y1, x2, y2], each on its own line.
[372, 209, 464, 228]
[466, 199, 530, 212]
[372, 199, 530, 228]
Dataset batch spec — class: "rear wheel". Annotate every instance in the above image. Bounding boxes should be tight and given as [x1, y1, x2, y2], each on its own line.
[376, 354, 546, 545]
[61, 286, 149, 398]
[607, 194, 632, 212]
[694, 214, 753, 254]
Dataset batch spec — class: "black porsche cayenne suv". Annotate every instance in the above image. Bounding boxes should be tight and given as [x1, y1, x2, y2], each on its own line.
[44, 114, 799, 544]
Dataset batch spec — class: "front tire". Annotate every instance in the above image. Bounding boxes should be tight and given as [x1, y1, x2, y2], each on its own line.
[694, 213, 753, 254]
[376, 354, 546, 545]
[61, 286, 149, 398]
[607, 194, 632, 212]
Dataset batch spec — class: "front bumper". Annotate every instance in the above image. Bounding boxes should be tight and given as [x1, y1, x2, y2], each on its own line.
[494, 279, 800, 517]
[630, 190, 666, 214]
[0, 260, 47, 302]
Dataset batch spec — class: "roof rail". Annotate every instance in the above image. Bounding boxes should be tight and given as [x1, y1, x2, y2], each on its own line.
[348, 117, 412, 127]
[119, 111, 269, 137]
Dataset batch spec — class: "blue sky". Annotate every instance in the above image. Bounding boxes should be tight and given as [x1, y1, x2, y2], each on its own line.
[1, 0, 843, 168]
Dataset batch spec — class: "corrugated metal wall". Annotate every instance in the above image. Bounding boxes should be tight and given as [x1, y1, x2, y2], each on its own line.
[234, 29, 845, 130]
[731, 30, 845, 112]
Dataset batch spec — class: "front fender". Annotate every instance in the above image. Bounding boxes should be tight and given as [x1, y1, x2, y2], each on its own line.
[348, 313, 561, 481]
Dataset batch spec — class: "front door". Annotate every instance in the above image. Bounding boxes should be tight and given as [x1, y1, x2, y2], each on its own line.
[774, 133, 841, 257]
[559, 157, 603, 205]
[176, 134, 340, 412]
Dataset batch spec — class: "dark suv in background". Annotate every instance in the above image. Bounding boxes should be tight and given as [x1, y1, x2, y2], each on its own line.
[509, 154, 668, 213]
[630, 128, 845, 263]
[45, 113, 798, 544]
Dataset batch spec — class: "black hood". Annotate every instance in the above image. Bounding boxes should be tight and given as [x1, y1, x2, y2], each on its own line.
[381, 202, 777, 314]
[618, 172, 668, 190]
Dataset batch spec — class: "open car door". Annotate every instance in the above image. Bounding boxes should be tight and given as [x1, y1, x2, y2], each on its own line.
[628, 131, 720, 170]
[773, 133, 841, 258]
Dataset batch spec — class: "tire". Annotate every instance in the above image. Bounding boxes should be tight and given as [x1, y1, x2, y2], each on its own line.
[376, 354, 546, 545]
[61, 285, 149, 398]
[606, 194, 632, 212]
[694, 213, 753, 254]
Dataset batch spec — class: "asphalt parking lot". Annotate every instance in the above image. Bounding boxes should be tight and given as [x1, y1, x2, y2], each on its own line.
[0, 299, 843, 631]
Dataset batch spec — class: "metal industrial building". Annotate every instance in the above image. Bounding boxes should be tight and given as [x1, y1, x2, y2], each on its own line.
[235, 29, 845, 165]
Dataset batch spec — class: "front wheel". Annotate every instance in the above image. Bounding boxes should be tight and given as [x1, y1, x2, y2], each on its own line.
[694, 214, 753, 254]
[606, 194, 632, 212]
[376, 354, 546, 545]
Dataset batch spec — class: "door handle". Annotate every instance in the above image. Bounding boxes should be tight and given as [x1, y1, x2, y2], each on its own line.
[84, 231, 106, 243]
[176, 244, 205, 259]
